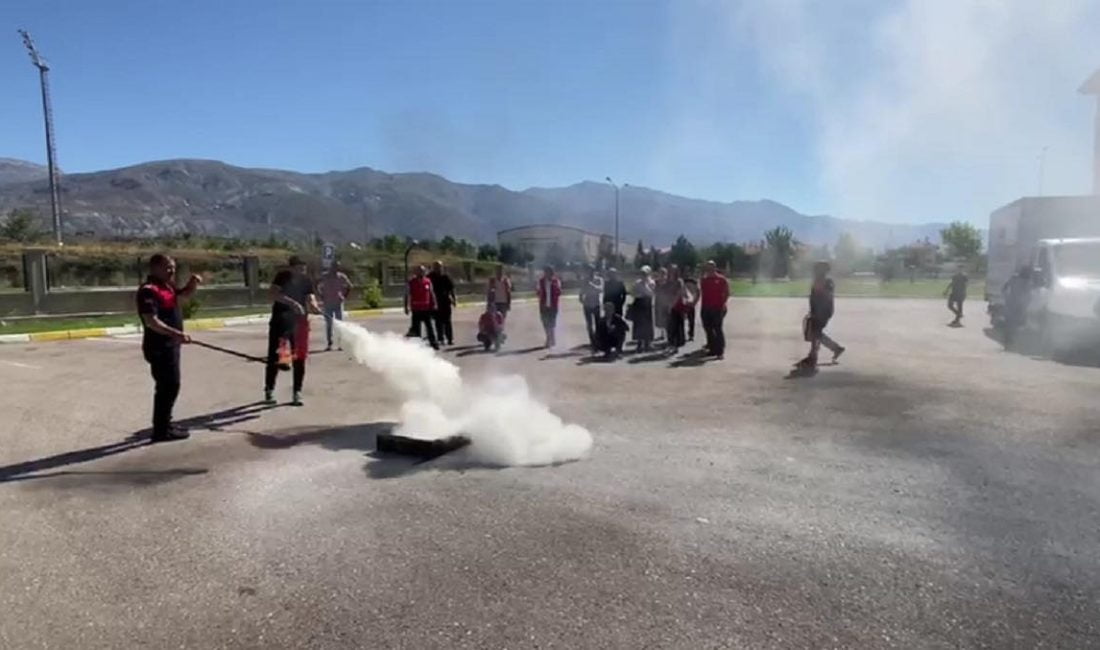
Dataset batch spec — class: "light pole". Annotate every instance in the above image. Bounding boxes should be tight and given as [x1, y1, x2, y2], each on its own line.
[605, 177, 620, 266]
[18, 29, 63, 246]
[403, 239, 419, 313]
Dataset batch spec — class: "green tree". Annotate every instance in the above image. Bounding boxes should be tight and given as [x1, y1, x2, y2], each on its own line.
[763, 226, 795, 278]
[940, 221, 982, 260]
[439, 235, 457, 253]
[498, 242, 518, 265]
[668, 234, 699, 269]
[635, 240, 646, 269]
[477, 244, 498, 261]
[0, 209, 42, 243]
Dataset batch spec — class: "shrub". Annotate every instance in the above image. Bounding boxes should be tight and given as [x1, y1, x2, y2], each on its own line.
[362, 279, 383, 309]
[181, 296, 202, 320]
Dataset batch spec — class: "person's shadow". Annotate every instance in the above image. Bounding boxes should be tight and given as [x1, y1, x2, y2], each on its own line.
[0, 402, 279, 484]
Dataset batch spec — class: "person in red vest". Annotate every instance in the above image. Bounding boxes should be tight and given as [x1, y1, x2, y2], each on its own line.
[537, 265, 562, 348]
[136, 253, 201, 441]
[699, 260, 730, 360]
[406, 264, 439, 350]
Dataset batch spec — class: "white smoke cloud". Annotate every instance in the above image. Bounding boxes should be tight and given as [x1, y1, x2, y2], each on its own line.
[334, 321, 593, 467]
[668, 0, 1100, 222]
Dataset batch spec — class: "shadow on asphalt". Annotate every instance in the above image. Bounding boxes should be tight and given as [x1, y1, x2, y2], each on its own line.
[4, 468, 208, 486]
[0, 402, 279, 484]
[981, 327, 1100, 368]
[496, 345, 546, 357]
[245, 421, 487, 480]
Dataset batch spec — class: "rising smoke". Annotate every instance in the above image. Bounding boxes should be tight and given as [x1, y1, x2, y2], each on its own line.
[334, 320, 593, 466]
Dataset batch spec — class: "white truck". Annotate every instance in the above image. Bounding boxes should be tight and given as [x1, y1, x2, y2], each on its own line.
[987, 196, 1100, 354]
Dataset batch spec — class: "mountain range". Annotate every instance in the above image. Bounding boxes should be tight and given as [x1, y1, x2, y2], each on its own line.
[0, 158, 947, 250]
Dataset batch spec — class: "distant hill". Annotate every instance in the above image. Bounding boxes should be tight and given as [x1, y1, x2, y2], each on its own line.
[525, 182, 946, 250]
[0, 158, 48, 186]
[0, 157, 946, 249]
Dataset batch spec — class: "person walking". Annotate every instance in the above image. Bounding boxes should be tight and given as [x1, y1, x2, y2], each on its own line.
[318, 263, 352, 351]
[797, 261, 844, 369]
[537, 265, 562, 348]
[944, 269, 968, 326]
[603, 268, 628, 317]
[487, 264, 513, 319]
[699, 260, 729, 359]
[629, 265, 656, 352]
[682, 271, 700, 342]
[265, 255, 320, 406]
[429, 260, 457, 346]
[579, 266, 604, 347]
[136, 253, 201, 442]
[406, 264, 439, 349]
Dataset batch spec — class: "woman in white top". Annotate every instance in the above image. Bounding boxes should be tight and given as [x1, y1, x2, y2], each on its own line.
[629, 266, 656, 352]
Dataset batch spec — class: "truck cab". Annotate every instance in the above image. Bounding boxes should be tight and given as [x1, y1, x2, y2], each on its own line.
[1023, 238, 1100, 354]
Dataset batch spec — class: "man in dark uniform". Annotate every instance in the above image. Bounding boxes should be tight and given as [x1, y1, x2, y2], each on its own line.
[136, 253, 201, 442]
[428, 260, 457, 346]
[264, 255, 320, 406]
[944, 270, 969, 326]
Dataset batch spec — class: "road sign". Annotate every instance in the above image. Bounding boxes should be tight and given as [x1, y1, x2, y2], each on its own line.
[321, 242, 336, 270]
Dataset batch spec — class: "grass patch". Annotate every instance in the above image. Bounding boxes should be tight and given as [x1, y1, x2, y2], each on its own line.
[0, 306, 272, 335]
[732, 277, 986, 299]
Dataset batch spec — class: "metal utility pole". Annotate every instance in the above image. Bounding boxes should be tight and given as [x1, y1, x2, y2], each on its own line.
[605, 177, 620, 266]
[18, 29, 63, 246]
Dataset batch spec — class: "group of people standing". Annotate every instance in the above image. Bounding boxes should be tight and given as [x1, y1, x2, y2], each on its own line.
[623, 261, 730, 358]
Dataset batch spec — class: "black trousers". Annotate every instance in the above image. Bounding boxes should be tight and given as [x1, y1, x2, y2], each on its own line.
[265, 324, 304, 392]
[668, 310, 687, 348]
[540, 306, 559, 346]
[687, 306, 696, 340]
[145, 346, 181, 435]
[948, 295, 964, 320]
[409, 310, 438, 347]
[701, 307, 726, 356]
[583, 305, 600, 345]
[433, 307, 454, 344]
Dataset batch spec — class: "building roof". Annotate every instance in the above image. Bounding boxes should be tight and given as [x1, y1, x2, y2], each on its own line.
[1080, 67, 1100, 94]
[497, 223, 606, 238]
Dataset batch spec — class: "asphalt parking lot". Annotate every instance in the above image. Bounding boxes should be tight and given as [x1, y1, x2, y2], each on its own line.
[1, 298, 1098, 649]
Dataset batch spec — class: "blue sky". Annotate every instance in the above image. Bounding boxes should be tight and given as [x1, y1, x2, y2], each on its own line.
[3, 0, 1099, 225]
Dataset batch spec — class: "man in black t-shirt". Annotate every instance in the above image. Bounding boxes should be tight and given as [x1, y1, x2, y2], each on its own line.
[136, 253, 201, 442]
[264, 255, 320, 406]
[428, 260, 457, 346]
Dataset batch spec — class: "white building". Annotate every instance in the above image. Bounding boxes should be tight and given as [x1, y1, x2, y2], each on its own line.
[497, 224, 632, 266]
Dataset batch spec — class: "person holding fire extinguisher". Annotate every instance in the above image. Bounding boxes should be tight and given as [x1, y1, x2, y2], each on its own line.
[264, 255, 321, 406]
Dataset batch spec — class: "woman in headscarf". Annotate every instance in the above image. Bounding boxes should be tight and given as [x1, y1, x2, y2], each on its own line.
[629, 265, 656, 352]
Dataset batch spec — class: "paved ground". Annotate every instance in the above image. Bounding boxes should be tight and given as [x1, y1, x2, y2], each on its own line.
[1, 298, 1098, 649]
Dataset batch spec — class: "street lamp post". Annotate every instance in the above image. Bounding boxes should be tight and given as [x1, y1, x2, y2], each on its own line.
[403, 239, 419, 313]
[605, 177, 620, 266]
[18, 29, 63, 246]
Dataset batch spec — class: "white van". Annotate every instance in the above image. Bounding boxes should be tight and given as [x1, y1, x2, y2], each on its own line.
[1022, 238, 1100, 353]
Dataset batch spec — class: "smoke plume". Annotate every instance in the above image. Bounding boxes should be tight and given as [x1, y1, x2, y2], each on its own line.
[334, 320, 593, 466]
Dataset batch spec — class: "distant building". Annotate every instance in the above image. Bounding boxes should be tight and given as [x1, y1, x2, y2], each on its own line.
[497, 224, 632, 267]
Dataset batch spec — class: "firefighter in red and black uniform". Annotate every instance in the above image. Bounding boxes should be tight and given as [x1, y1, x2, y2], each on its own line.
[136, 253, 201, 442]
[264, 255, 321, 406]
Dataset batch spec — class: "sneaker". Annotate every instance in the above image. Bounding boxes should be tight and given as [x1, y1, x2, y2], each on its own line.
[263, 390, 276, 405]
[325, 344, 333, 351]
[832, 347, 846, 362]
[151, 428, 189, 442]
[291, 391, 303, 406]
